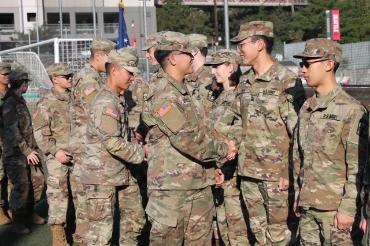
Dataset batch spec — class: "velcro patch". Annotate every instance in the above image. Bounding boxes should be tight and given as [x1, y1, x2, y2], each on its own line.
[105, 107, 119, 119]
[155, 102, 186, 134]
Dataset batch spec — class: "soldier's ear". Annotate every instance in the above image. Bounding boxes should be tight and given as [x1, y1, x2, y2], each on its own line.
[167, 53, 177, 66]
[323, 60, 335, 73]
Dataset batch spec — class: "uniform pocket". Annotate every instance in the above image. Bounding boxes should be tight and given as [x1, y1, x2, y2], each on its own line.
[86, 187, 114, 221]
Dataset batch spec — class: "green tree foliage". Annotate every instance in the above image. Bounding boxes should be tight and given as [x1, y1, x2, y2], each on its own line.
[157, 0, 370, 44]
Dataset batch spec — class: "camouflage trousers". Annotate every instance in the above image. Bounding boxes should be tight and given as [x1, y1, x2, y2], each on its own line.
[117, 180, 146, 245]
[215, 176, 249, 246]
[4, 156, 45, 218]
[72, 155, 90, 243]
[46, 157, 77, 225]
[240, 177, 290, 246]
[0, 157, 11, 208]
[83, 183, 146, 245]
[146, 186, 214, 246]
[299, 208, 353, 245]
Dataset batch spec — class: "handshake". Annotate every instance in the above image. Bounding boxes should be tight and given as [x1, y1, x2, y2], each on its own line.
[226, 140, 237, 160]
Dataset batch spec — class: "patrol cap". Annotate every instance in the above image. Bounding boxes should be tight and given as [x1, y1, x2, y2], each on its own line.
[293, 38, 343, 63]
[231, 21, 274, 43]
[156, 31, 195, 54]
[91, 38, 116, 52]
[46, 63, 73, 77]
[205, 49, 241, 66]
[0, 62, 11, 74]
[10, 67, 30, 82]
[188, 34, 208, 50]
[141, 32, 162, 51]
[107, 47, 140, 75]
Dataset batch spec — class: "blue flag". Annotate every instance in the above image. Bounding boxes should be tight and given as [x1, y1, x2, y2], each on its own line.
[117, 1, 130, 48]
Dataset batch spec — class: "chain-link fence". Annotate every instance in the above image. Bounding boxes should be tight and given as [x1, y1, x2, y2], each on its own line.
[284, 41, 370, 85]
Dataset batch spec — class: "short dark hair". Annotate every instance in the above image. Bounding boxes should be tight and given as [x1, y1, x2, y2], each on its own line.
[334, 62, 340, 73]
[199, 47, 208, 57]
[250, 35, 274, 54]
[154, 50, 172, 69]
[105, 62, 114, 75]
[10, 80, 27, 89]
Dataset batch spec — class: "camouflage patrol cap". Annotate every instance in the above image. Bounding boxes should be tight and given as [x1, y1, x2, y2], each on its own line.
[107, 47, 140, 75]
[205, 49, 241, 66]
[10, 66, 30, 82]
[46, 63, 73, 77]
[156, 31, 194, 54]
[188, 34, 208, 49]
[91, 38, 116, 52]
[293, 38, 343, 63]
[231, 21, 274, 43]
[0, 62, 11, 74]
[142, 32, 162, 51]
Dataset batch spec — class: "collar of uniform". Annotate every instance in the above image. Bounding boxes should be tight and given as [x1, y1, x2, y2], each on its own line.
[52, 87, 70, 101]
[308, 85, 341, 111]
[249, 62, 280, 83]
[163, 72, 188, 95]
[87, 62, 103, 85]
[103, 84, 121, 99]
[186, 66, 207, 82]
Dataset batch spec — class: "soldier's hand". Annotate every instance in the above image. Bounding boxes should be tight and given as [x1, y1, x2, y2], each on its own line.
[226, 140, 237, 160]
[334, 211, 354, 230]
[27, 151, 40, 166]
[359, 217, 367, 233]
[55, 149, 71, 164]
[278, 177, 289, 191]
[215, 169, 224, 187]
[134, 132, 144, 145]
[293, 201, 301, 218]
[143, 144, 149, 158]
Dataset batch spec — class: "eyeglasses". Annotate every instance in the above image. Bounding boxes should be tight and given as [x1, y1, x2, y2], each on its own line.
[299, 59, 329, 68]
[59, 75, 73, 80]
[237, 40, 255, 50]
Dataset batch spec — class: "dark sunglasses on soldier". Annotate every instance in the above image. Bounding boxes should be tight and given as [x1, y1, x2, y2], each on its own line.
[299, 59, 328, 68]
[59, 75, 73, 80]
[1, 73, 10, 76]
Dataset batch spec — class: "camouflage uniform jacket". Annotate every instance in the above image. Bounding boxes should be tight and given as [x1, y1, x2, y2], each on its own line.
[0, 90, 6, 157]
[1, 89, 39, 159]
[142, 72, 229, 190]
[294, 86, 368, 215]
[33, 88, 71, 157]
[125, 76, 150, 130]
[80, 85, 145, 186]
[230, 62, 305, 181]
[185, 66, 215, 118]
[70, 63, 103, 155]
[209, 88, 240, 179]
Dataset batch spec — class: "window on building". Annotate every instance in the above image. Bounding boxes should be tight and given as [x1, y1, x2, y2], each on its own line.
[47, 13, 70, 24]
[27, 13, 36, 22]
[0, 13, 14, 25]
[103, 12, 118, 24]
[76, 12, 97, 24]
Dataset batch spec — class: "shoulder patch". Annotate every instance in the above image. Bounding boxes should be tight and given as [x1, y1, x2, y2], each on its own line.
[157, 103, 172, 117]
[84, 86, 96, 96]
[155, 102, 186, 134]
[105, 107, 119, 119]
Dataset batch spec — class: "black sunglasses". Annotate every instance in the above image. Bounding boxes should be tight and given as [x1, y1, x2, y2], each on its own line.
[299, 59, 328, 68]
[1, 73, 9, 76]
[59, 75, 73, 80]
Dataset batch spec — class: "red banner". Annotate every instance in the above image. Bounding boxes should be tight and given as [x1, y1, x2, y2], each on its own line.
[331, 9, 341, 41]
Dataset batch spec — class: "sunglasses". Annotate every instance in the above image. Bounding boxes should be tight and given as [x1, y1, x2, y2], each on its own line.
[59, 75, 73, 80]
[1, 73, 9, 76]
[299, 59, 328, 68]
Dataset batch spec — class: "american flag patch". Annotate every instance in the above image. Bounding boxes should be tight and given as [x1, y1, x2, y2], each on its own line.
[105, 107, 118, 119]
[157, 103, 172, 117]
[84, 86, 96, 96]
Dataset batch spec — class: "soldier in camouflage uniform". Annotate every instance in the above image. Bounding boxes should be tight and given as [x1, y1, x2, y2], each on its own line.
[0, 62, 12, 225]
[80, 48, 145, 245]
[204, 49, 249, 245]
[33, 63, 74, 245]
[293, 38, 368, 245]
[1, 67, 46, 234]
[141, 31, 237, 245]
[70, 38, 116, 243]
[225, 21, 306, 245]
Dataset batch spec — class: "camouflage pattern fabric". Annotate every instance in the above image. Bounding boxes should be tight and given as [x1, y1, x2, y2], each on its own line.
[293, 86, 368, 245]
[293, 38, 343, 63]
[1, 89, 45, 218]
[147, 187, 214, 246]
[0, 90, 9, 208]
[209, 88, 248, 245]
[33, 88, 76, 226]
[231, 21, 274, 42]
[221, 62, 305, 245]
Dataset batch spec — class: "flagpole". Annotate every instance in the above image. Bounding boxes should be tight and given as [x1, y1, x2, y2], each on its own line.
[143, 0, 149, 81]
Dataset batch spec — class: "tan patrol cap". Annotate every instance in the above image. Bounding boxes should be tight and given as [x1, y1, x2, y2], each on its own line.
[46, 63, 73, 77]
[188, 34, 208, 50]
[141, 32, 163, 51]
[156, 31, 195, 54]
[231, 21, 274, 43]
[293, 38, 343, 63]
[91, 38, 116, 52]
[0, 62, 11, 74]
[107, 47, 140, 75]
[205, 49, 241, 66]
